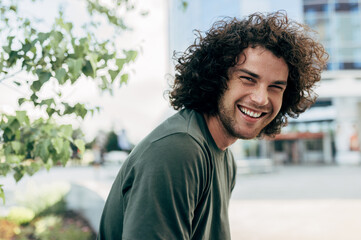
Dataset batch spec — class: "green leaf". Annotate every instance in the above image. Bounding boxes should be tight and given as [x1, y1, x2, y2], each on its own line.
[121, 73, 129, 84]
[0, 163, 11, 176]
[18, 98, 27, 106]
[0, 185, 5, 204]
[24, 162, 41, 176]
[31, 80, 42, 92]
[38, 32, 50, 44]
[11, 141, 22, 154]
[21, 40, 32, 53]
[59, 125, 73, 140]
[46, 107, 56, 117]
[74, 139, 85, 154]
[75, 103, 87, 119]
[7, 36, 15, 44]
[5, 154, 21, 163]
[16, 111, 28, 125]
[36, 69, 52, 84]
[3, 127, 14, 142]
[63, 102, 73, 115]
[9, 5, 17, 12]
[52, 31, 64, 44]
[124, 50, 138, 62]
[9, 118, 20, 133]
[65, 22, 73, 32]
[109, 69, 120, 82]
[40, 99, 55, 107]
[51, 137, 64, 154]
[79, 37, 88, 46]
[56, 17, 73, 33]
[100, 75, 108, 89]
[59, 141, 71, 166]
[66, 58, 83, 81]
[55, 68, 67, 84]
[3, 46, 11, 54]
[30, 93, 38, 102]
[74, 45, 85, 58]
[88, 52, 98, 74]
[82, 60, 94, 77]
[3, 36, 15, 53]
[116, 58, 126, 71]
[35, 140, 50, 162]
[8, 51, 19, 67]
[13, 166, 24, 182]
[44, 158, 53, 171]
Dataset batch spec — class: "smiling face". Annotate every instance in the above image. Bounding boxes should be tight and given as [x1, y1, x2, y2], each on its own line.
[216, 46, 289, 140]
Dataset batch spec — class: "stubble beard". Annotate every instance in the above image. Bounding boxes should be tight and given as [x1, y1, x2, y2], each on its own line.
[218, 102, 255, 140]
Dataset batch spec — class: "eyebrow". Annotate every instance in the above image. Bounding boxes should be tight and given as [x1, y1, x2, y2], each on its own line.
[236, 68, 288, 86]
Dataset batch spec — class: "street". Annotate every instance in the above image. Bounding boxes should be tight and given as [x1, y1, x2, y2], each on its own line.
[229, 165, 361, 240]
[2, 165, 361, 239]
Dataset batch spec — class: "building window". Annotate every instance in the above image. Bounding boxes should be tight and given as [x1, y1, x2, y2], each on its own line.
[312, 99, 333, 107]
[335, 2, 359, 12]
[304, 3, 330, 14]
[305, 139, 323, 151]
[304, 0, 329, 5]
[354, 62, 361, 68]
[341, 62, 361, 69]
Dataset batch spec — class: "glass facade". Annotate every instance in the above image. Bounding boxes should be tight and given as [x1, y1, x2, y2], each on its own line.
[304, 0, 361, 70]
[168, 0, 361, 164]
[168, 0, 241, 58]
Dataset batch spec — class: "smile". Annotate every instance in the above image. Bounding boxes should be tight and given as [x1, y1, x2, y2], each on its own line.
[239, 106, 264, 118]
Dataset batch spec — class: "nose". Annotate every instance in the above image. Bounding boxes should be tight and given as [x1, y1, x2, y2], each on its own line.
[250, 86, 268, 106]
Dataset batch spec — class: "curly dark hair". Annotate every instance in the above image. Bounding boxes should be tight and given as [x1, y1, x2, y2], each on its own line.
[168, 11, 328, 137]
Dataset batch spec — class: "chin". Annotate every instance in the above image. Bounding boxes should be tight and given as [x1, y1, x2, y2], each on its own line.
[239, 135, 257, 140]
[236, 131, 260, 140]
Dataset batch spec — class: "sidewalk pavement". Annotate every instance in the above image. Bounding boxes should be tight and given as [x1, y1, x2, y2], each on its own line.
[3, 165, 361, 239]
[74, 165, 361, 239]
[229, 199, 361, 240]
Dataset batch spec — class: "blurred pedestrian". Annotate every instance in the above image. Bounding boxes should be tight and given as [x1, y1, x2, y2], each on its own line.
[98, 11, 328, 240]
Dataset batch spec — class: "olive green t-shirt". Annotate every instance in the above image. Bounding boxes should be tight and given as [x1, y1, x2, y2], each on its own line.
[98, 109, 237, 240]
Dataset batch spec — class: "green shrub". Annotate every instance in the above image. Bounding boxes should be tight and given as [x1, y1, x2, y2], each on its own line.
[56, 224, 93, 240]
[34, 215, 92, 240]
[6, 207, 35, 225]
[34, 215, 62, 236]
[6, 181, 94, 239]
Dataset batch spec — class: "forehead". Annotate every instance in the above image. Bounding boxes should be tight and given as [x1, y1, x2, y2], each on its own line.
[230, 46, 289, 78]
[237, 46, 280, 63]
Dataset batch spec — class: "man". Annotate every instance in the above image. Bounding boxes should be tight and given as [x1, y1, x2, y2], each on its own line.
[98, 12, 328, 239]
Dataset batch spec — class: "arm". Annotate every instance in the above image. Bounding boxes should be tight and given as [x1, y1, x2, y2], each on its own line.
[121, 133, 209, 240]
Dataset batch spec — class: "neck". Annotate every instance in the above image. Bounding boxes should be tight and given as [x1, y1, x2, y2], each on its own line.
[203, 113, 237, 151]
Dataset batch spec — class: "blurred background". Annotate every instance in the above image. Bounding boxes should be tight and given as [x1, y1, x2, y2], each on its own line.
[1, 0, 361, 239]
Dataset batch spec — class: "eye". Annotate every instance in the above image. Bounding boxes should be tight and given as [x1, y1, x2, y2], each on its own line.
[270, 85, 285, 91]
[240, 76, 255, 83]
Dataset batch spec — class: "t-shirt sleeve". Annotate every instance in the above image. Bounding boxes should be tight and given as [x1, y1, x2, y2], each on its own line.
[121, 133, 210, 240]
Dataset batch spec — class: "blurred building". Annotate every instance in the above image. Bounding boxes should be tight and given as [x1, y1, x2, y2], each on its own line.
[168, 0, 361, 165]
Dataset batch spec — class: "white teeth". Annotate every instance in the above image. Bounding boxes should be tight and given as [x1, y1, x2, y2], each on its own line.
[241, 107, 262, 118]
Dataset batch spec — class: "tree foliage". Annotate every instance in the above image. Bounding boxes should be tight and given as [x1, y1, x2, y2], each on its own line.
[0, 0, 140, 203]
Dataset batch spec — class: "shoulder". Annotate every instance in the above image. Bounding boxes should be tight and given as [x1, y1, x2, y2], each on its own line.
[138, 132, 209, 171]
[132, 109, 210, 158]
[120, 109, 213, 180]
[149, 109, 208, 145]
